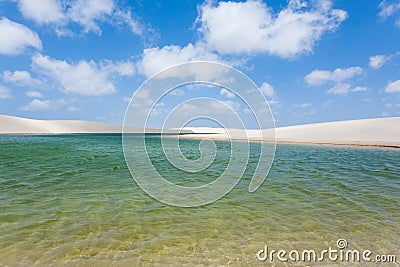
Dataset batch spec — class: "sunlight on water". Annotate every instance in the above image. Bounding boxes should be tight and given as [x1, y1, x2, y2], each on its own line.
[0, 135, 399, 266]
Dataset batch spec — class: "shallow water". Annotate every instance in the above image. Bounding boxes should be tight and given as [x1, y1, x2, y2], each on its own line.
[0, 135, 399, 266]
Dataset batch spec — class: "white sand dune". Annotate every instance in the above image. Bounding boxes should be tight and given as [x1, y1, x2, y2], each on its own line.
[1, 115, 399, 147]
[0, 115, 124, 134]
[183, 117, 400, 147]
[275, 117, 400, 144]
[0, 115, 187, 134]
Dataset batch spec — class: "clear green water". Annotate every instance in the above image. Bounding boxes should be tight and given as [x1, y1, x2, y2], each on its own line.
[0, 135, 399, 266]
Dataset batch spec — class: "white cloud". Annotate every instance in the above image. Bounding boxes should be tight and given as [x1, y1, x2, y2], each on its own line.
[21, 98, 66, 111]
[137, 43, 221, 77]
[327, 83, 367, 95]
[305, 67, 363, 86]
[379, 0, 400, 18]
[137, 0, 347, 79]
[67, 106, 81, 112]
[222, 100, 241, 111]
[0, 86, 12, 99]
[268, 99, 280, 106]
[16, 0, 143, 36]
[351, 86, 368, 92]
[259, 82, 275, 98]
[306, 66, 367, 96]
[113, 8, 143, 35]
[258, 82, 280, 107]
[170, 88, 185, 96]
[0, 18, 42, 55]
[384, 80, 400, 93]
[18, 0, 64, 25]
[122, 96, 132, 102]
[294, 103, 312, 108]
[327, 83, 351, 95]
[197, 0, 347, 57]
[31, 54, 134, 96]
[150, 102, 167, 116]
[369, 55, 390, 69]
[25, 91, 43, 98]
[379, 0, 400, 27]
[101, 60, 135, 76]
[68, 0, 114, 34]
[3, 70, 41, 87]
[220, 88, 235, 98]
[134, 89, 150, 99]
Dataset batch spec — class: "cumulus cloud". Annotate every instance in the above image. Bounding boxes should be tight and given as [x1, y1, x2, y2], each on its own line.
[137, 0, 347, 78]
[18, 0, 64, 25]
[305, 67, 363, 86]
[259, 82, 275, 98]
[220, 88, 235, 98]
[101, 60, 135, 76]
[0, 18, 42, 55]
[258, 82, 280, 107]
[0, 86, 12, 99]
[197, 0, 347, 57]
[379, 0, 400, 28]
[305, 66, 366, 95]
[351, 86, 368, 92]
[327, 83, 351, 95]
[31, 54, 135, 96]
[384, 80, 400, 93]
[3, 70, 42, 87]
[16, 0, 143, 36]
[67, 0, 114, 34]
[379, 0, 400, 18]
[21, 98, 66, 111]
[122, 96, 132, 102]
[170, 88, 185, 96]
[137, 43, 221, 77]
[67, 106, 81, 112]
[369, 54, 391, 69]
[327, 83, 367, 95]
[112, 8, 143, 35]
[137, 0, 347, 80]
[25, 91, 43, 98]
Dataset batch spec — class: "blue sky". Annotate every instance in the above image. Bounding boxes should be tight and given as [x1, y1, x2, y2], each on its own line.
[0, 0, 399, 127]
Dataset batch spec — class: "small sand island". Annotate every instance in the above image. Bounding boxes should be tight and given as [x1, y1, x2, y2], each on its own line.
[1, 115, 399, 148]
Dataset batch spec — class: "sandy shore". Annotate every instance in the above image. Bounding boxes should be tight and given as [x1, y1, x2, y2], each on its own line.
[1, 115, 399, 147]
[182, 117, 400, 148]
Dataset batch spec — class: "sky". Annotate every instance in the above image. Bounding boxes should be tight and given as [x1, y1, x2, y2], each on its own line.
[0, 0, 399, 127]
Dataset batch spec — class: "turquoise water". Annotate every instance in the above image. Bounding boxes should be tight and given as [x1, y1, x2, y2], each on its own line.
[0, 135, 399, 266]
